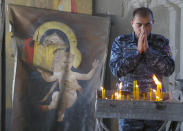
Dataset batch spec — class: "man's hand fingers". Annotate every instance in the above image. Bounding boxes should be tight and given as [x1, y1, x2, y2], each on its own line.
[138, 36, 144, 54]
[143, 35, 149, 52]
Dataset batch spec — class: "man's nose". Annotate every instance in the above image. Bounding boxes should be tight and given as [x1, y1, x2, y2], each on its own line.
[141, 25, 147, 32]
[141, 25, 146, 30]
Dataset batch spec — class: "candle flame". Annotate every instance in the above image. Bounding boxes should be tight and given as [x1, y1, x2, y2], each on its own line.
[134, 80, 139, 88]
[119, 82, 123, 90]
[153, 89, 156, 93]
[136, 83, 139, 88]
[101, 86, 104, 90]
[153, 74, 161, 85]
[115, 92, 118, 96]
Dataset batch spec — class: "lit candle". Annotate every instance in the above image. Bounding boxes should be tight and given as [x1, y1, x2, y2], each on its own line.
[115, 92, 118, 100]
[118, 93, 122, 100]
[153, 74, 162, 101]
[101, 86, 105, 99]
[136, 85, 139, 100]
[136, 81, 139, 100]
[133, 81, 136, 100]
[111, 94, 114, 100]
[119, 82, 122, 99]
[119, 90, 122, 99]
[157, 85, 160, 101]
[156, 96, 159, 101]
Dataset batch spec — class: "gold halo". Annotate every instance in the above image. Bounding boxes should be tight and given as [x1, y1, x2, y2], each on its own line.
[33, 21, 81, 68]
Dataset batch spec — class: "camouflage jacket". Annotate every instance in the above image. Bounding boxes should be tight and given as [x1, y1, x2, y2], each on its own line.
[109, 32, 175, 92]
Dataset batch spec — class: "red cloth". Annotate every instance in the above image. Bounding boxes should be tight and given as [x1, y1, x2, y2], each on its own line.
[24, 38, 34, 64]
[71, 0, 77, 13]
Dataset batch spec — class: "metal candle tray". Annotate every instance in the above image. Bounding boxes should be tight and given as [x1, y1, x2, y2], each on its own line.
[95, 90, 183, 121]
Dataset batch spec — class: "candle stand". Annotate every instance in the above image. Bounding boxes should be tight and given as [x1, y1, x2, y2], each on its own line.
[95, 90, 183, 121]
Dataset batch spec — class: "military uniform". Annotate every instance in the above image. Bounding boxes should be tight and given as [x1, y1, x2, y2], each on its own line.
[110, 32, 175, 92]
[109, 32, 175, 131]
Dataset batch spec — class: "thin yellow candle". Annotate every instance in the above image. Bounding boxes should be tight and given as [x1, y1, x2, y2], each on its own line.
[143, 93, 146, 100]
[160, 85, 162, 100]
[115, 92, 118, 100]
[160, 87, 163, 100]
[136, 82, 139, 100]
[156, 84, 160, 101]
[127, 94, 130, 100]
[155, 91, 159, 101]
[156, 96, 159, 101]
[157, 85, 160, 100]
[117, 82, 123, 100]
[101, 86, 105, 99]
[133, 81, 136, 100]
[153, 89, 157, 101]
[136, 87, 139, 100]
[150, 88, 152, 101]
[111, 94, 114, 100]
[119, 90, 122, 99]
[118, 93, 121, 100]
[158, 84, 163, 100]
[122, 94, 125, 100]
[103, 89, 105, 99]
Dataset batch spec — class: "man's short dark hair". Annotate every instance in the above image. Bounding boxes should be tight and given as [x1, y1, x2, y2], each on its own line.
[132, 7, 154, 20]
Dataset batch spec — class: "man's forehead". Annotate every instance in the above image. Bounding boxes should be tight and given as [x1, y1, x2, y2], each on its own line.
[133, 15, 153, 23]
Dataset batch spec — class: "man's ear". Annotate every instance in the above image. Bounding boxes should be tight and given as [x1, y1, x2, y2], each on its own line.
[130, 19, 133, 26]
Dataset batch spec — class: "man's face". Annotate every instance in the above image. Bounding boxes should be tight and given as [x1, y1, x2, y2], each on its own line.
[131, 14, 154, 38]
